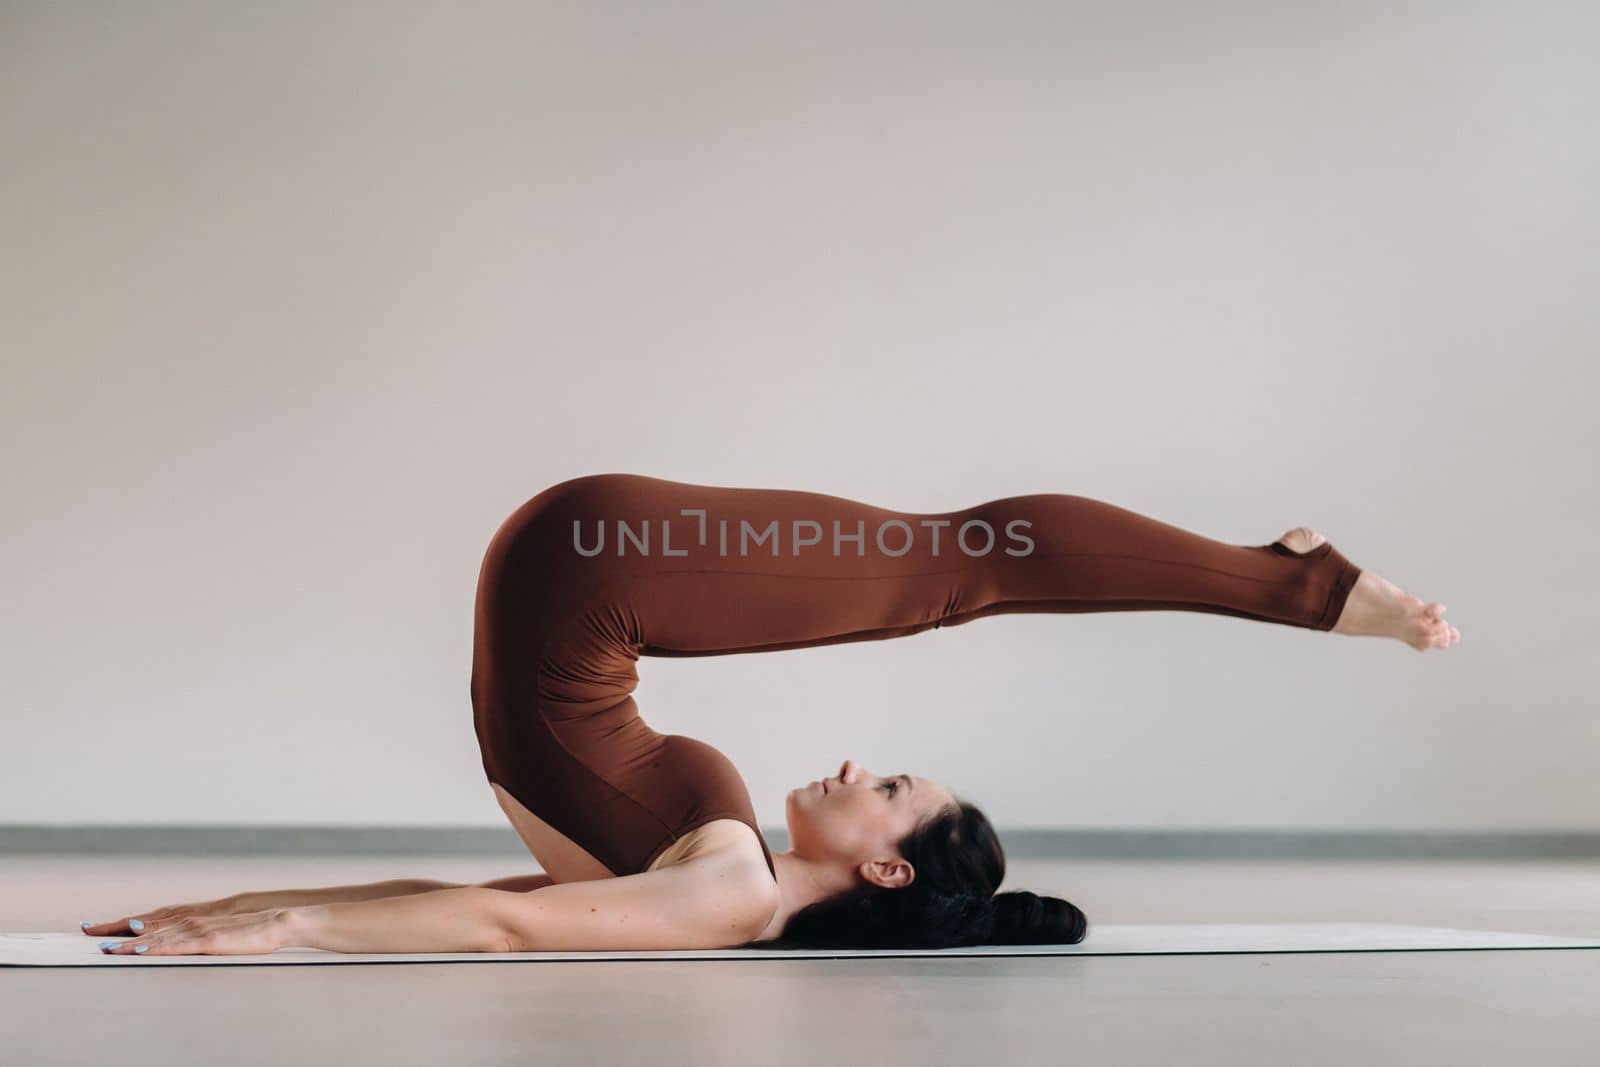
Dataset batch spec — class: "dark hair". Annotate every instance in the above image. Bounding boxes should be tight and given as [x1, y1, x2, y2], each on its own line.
[769, 797, 1088, 950]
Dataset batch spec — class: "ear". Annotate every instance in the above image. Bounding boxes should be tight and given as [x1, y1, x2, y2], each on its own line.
[860, 857, 915, 890]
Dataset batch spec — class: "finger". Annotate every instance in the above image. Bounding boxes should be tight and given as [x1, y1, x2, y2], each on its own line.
[97, 938, 151, 955]
[82, 913, 167, 936]
[102, 930, 194, 955]
[112, 932, 225, 956]
[104, 915, 218, 955]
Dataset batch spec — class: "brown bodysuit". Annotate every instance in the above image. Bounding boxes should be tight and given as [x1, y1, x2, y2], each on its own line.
[469, 474, 1362, 880]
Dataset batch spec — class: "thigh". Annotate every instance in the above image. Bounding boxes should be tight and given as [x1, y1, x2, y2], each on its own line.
[490, 782, 618, 885]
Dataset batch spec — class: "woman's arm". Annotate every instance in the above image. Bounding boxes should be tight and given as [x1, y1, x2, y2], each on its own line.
[99, 886, 520, 956]
[280, 858, 773, 955]
[471, 873, 557, 893]
[85, 877, 485, 938]
[229, 878, 464, 911]
[109, 865, 764, 955]
[87, 870, 563, 947]
[232, 873, 553, 911]
[284, 886, 516, 953]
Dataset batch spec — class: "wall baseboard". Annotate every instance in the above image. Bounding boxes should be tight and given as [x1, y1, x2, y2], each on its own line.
[4, 826, 1599, 859]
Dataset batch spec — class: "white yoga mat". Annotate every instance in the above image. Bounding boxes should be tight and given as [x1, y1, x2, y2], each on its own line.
[6, 923, 1599, 965]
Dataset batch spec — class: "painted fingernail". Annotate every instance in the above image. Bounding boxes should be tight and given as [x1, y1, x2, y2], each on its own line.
[134, 945, 149, 954]
[129, 919, 144, 932]
[98, 941, 116, 950]
[81, 921, 93, 930]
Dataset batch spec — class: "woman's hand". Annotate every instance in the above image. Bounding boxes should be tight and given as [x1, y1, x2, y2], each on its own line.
[80, 895, 242, 938]
[94, 908, 293, 957]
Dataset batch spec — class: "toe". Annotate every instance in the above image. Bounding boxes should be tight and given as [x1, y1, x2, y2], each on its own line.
[1416, 616, 1452, 650]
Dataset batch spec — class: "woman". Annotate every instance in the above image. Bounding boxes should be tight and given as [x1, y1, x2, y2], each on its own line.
[84, 474, 1457, 957]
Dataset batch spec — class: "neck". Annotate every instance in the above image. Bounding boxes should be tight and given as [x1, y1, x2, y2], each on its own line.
[751, 849, 854, 943]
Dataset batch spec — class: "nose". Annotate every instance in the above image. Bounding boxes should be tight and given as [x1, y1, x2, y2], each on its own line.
[838, 759, 860, 786]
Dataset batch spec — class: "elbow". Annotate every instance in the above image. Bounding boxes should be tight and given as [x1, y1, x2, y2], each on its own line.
[474, 887, 531, 953]
[490, 912, 532, 954]
[484, 918, 524, 953]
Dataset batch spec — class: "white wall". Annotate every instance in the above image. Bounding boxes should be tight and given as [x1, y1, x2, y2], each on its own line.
[3, 1, 1594, 831]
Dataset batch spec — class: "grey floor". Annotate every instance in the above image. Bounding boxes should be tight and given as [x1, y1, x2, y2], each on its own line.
[4, 853, 1599, 1066]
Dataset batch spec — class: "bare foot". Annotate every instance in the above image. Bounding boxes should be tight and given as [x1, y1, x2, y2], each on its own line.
[1273, 527, 1460, 652]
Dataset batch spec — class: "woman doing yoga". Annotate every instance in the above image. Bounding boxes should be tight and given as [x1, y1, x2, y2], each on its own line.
[84, 473, 1457, 957]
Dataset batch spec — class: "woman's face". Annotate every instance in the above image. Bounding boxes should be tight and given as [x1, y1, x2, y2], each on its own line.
[785, 758, 956, 873]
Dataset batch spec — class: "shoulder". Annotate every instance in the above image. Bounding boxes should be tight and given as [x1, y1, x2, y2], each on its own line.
[657, 821, 780, 921]
[662, 821, 778, 893]
[653, 820, 772, 879]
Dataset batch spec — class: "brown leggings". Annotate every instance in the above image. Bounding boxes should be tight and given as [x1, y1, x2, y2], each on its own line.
[470, 474, 1363, 878]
